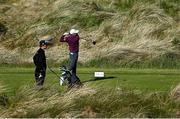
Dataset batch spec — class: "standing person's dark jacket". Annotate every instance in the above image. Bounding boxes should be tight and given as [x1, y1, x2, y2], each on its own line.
[33, 48, 47, 71]
[60, 34, 79, 53]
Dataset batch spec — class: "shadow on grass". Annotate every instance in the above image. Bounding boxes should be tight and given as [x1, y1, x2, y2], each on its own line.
[82, 76, 116, 83]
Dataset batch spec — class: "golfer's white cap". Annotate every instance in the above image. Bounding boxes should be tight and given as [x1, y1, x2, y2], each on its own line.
[69, 29, 79, 34]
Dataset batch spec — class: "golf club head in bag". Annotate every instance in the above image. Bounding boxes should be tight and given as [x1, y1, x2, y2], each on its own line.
[59, 65, 72, 86]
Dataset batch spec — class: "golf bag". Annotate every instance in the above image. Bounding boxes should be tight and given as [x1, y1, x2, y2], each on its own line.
[59, 66, 72, 85]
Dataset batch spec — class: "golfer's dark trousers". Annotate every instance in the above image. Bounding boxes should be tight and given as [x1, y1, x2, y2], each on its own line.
[34, 67, 46, 86]
[69, 52, 81, 84]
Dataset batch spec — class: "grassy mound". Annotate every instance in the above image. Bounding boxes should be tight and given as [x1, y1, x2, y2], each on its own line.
[0, 0, 179, 67]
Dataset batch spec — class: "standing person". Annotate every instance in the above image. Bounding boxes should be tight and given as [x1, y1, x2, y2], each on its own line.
[60, 29, 81, 89]
[33, 40, 48, 89]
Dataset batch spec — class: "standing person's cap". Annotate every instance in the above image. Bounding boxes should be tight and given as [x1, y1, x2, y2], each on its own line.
[69, 29, 79, 34]
[39, 40, 48, 46]
[38, 35, 53, 46]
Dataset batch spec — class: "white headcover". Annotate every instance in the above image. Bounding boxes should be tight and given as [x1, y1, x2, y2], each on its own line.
[69, 29, 79, 34]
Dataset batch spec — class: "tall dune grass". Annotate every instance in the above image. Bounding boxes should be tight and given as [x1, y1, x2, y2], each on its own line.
[0, 84, 179, 118]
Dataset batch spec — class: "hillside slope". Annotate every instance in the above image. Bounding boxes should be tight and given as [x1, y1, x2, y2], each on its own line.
[0, 0, 180, 67]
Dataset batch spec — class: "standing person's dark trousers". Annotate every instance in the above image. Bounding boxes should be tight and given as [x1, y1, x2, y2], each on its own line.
[69, 52, 81, 84]
[34, 68, 46, 86]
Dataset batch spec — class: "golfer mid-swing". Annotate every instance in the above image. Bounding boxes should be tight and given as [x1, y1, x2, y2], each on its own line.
[60, 29, 81, 88]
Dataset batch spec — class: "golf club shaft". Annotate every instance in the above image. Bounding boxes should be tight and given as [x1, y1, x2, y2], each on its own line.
[47, 66, 63, 81]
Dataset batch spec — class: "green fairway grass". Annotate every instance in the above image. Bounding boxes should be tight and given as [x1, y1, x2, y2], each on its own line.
[0, 67, 179, 93]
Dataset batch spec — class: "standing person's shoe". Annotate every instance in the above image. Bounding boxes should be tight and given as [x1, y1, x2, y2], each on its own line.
[36, 85, 43, 90]
[67, 83, 74, 91]
[67, 82, 83, 91]
[74, 81, 83, 88]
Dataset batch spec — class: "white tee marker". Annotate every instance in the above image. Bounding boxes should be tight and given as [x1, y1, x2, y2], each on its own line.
[94, 72, 104, 78]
